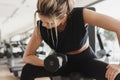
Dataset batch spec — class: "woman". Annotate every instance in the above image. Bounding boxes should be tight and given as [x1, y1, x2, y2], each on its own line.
[20, 0, 120, 80]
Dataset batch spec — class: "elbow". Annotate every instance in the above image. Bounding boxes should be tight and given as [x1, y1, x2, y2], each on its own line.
[22, 53, 34, 64]
[22, 55, 28, 63]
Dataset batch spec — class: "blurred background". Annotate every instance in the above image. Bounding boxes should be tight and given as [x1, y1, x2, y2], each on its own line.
[0, 0, 120, 80]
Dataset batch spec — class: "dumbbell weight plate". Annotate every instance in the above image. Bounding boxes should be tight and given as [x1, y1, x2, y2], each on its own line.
[44, 55, 60, 73]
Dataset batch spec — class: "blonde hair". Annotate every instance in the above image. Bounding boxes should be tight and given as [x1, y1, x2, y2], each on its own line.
[34, 0, 74, 26]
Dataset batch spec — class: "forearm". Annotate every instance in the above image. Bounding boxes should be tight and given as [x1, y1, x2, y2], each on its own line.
[23, 55, 44, 67]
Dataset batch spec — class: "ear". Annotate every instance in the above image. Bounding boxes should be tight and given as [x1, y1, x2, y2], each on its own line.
[63, 14, 67, 18]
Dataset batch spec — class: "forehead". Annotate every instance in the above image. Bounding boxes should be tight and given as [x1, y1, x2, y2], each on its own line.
[39, 14, 60, 23]
[39, 14, 53, 22]
[39, 14, 50, 20]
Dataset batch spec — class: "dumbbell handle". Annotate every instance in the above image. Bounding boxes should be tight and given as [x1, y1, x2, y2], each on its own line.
[57, 57, 63, 67]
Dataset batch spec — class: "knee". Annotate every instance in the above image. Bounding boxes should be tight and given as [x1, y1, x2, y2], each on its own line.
[21, 64, 31, 73]
[20, 64, 35, 80]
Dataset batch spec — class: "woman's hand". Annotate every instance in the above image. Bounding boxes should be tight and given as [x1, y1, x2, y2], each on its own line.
[105, 64, 120, 80]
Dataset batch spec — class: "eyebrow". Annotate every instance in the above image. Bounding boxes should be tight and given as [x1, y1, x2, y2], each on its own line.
[41, 20, 54, 25]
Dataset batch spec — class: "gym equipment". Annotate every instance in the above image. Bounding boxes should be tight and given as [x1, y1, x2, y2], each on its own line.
[8, 40, 26, 77]
[44, 53, 68, 73]
[8, 57, 25, 77]
[0, 47, 4, 58]
[96, 28, 111, 60]
[11, 41, 26, 58]
[88, 7, 96, 52]
[4, 42, 12, 58]
[0, 40, 12, 58]
[36, 42, 46, 56]
[0, 52, 4, 58]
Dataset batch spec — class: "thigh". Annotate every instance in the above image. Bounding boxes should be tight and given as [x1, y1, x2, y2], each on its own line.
[82, 59, 108, 80]
[20, 64, 52, 80]
[20, 63, 71, 80]
[66, 47, 108, 80]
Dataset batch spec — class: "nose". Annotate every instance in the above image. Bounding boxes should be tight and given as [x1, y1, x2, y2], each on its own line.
[42, 22, 48, 27]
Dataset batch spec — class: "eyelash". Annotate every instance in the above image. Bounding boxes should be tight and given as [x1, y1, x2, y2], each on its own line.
[43, 22, 54, 25]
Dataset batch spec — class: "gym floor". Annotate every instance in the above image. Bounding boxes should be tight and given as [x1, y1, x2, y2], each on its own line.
[0, 64, 20, 80]
[0, 59, 20, 80]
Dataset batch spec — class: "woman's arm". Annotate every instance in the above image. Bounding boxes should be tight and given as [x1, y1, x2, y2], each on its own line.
[23, 26, 44, 67]
[83, 8, 120, 45]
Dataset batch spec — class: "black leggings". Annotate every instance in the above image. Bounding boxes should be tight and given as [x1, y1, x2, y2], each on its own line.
[20, 47, 120, 80]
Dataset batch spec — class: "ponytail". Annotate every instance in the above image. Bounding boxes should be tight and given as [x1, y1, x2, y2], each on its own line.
[66, 0, 74, 14]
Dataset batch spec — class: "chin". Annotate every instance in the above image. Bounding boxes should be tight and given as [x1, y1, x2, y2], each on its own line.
[44, 26, 55, 29]
[43, 26, 54, 29]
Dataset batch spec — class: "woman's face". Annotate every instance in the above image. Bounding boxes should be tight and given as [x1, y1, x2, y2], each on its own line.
[39, 14, 62, 29]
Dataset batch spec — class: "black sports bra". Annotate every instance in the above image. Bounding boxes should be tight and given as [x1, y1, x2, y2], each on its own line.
[37, 7, 88, 53]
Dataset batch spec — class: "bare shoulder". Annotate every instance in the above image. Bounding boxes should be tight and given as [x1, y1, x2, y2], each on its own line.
[83, 8, 111, 25]
[83, 8, 99, 24]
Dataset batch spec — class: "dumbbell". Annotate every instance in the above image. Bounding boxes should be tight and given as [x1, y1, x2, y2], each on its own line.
[0, 53, 4, 58]
[44, 53, 68, 73]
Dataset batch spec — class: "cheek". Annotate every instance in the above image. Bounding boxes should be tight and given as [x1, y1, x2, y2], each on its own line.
[54, 21, 61, 27]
